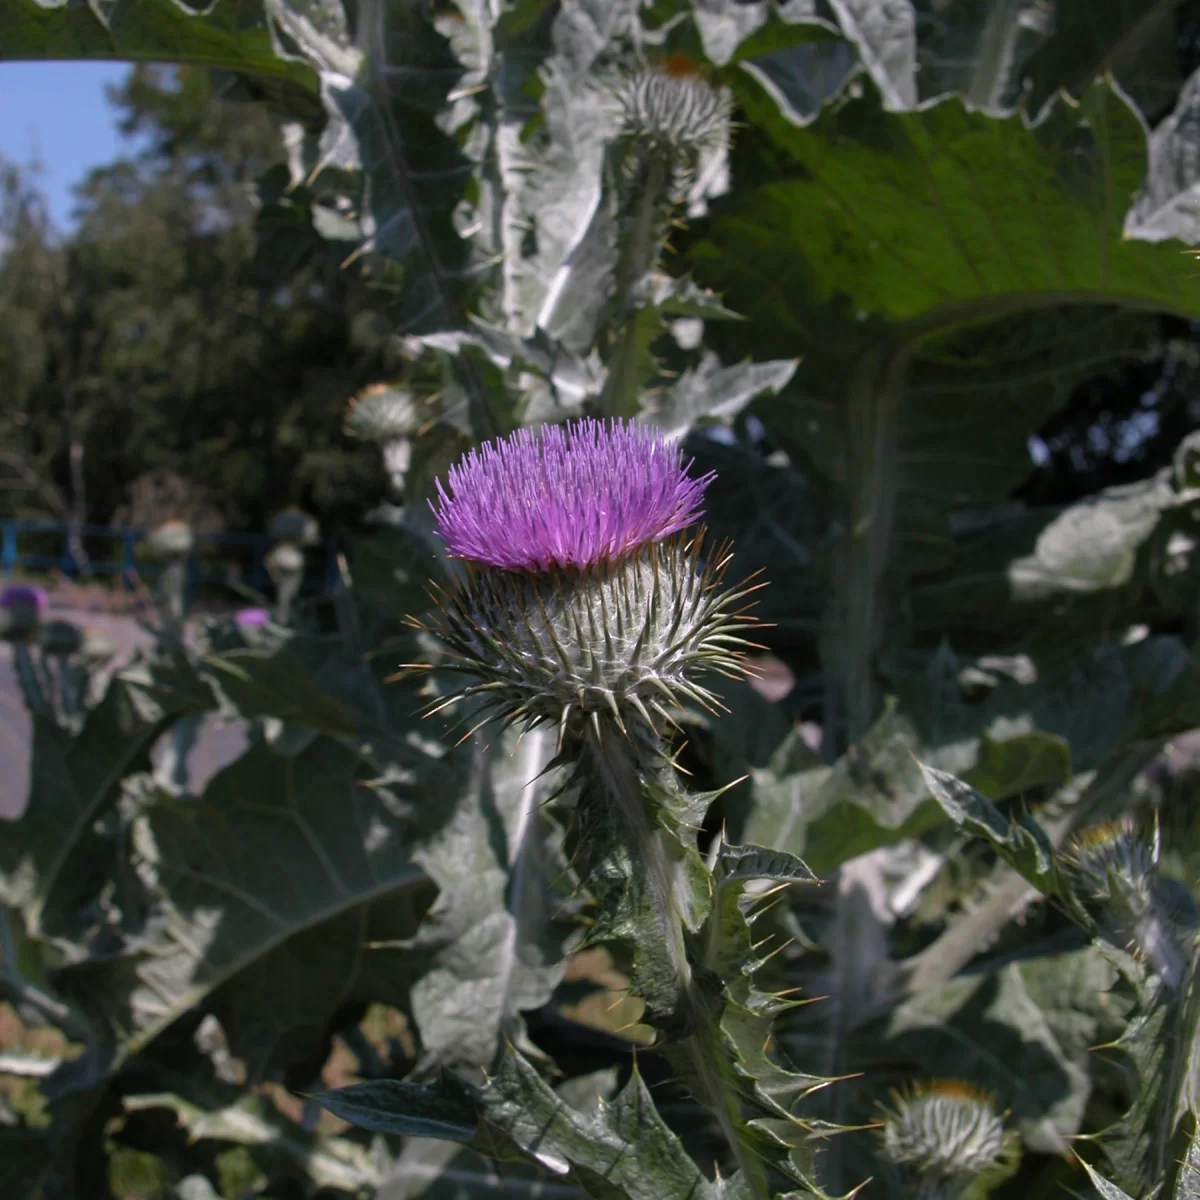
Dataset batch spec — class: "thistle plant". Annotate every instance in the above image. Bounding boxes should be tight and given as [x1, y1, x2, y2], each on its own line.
[416, 417, 825, 1196]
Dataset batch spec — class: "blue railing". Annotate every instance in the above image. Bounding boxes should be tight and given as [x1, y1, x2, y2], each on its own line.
[0, 519, 340, 596]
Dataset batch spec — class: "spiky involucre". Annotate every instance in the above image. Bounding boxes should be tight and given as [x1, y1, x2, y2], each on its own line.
[422, 531, 756, 734]
[618, 68, 731, 174]
[346, 384, 418, 444]
[420, 418, 756, 734]
[882, 1082, 1009, 1183]
[1068, 818, 1157, 906]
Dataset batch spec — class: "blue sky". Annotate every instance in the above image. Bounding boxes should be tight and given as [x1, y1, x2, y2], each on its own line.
[0, 61, 130, 231]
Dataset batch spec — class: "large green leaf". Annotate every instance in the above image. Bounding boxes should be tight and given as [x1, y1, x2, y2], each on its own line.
[52, 737, 436, 1078]
[0, 657, 213, 937]
[736, 1, 1185, 117]
[407, 727, 572, 1068]
[321, 1045, 723, 1200]
[0, 0, 315, 90]
[691, 73, 1200, 735]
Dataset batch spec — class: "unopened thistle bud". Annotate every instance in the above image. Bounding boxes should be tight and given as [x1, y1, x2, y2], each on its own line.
[421, 418, 756, 737]
[139, 519, 194, 562]
[346, 386, 419, 495]
[345, 384, 419, 445]
[615, 67, 732, 199]
[1068, 818, 1157, 908]
[881, 1082, 1014, 1199]
[1068, 818, 1186, 988]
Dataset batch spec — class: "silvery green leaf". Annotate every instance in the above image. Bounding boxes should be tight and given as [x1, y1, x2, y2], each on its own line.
[645, 354, 798, 442]
[408, 729, 571, 1068]
[1129, 65, 1200, 245]
[1097, 940, 1200, 1198]
[919, 762, 1061, 895]
[323, 1046, 721, 1200]
[881, 958, 1104, 1152]
[1080, 1162, 1137, 1200]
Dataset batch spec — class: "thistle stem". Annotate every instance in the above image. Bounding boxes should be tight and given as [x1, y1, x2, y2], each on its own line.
[585, 720, 770, 1200]
[600, 152, 670, 419]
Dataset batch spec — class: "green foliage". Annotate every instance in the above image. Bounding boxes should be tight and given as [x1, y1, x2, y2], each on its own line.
[5, 3, 1200, 1199]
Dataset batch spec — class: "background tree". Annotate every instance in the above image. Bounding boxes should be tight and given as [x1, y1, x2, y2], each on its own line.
[0, 65, 394, 539]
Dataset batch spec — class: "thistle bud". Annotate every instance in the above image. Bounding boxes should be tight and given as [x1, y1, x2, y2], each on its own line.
[1068, 818, 1186, 988]
[422, 418, 755, 736]
[139, 519, 194, 561]
[1068, 818, 1157, 909]
[615, 68, 732, 199]
[881, 1082, 1013, 1198]
[345, 384, 419, 445]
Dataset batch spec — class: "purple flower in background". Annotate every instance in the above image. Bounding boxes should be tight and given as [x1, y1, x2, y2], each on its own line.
[1, 585, 48, 616]
[431, 418, 713, 572]
[234, 607, 271, 628]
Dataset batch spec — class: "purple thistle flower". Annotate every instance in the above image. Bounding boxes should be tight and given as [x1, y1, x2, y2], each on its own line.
[431, 418, 713, 572]
[1, 585, 48, 616]
[234, 607, 271, 628]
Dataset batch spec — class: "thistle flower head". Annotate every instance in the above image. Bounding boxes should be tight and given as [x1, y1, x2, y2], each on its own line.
[1067, 818, 1157, 907]
[139, 520, 194, 561]
[421, 419, 754, 735]
[1, 585, 48, 617]
[234, 607, 271, 628]
[346, 384, 418, 445]
[617, 68, 731, 176]
[431, 418, 712, 573]
[881, 1081, 1011, 1186]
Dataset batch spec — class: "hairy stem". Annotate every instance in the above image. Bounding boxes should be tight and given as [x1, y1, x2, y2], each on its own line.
[600, 152, 670, 419]
[585, 720, 770, 1199]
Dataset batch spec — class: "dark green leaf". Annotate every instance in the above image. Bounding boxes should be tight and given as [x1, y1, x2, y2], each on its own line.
[0, 0, 316, 92]
[0, 658, 213, 935]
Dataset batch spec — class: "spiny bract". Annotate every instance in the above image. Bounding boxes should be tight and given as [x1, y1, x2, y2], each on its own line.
[422, 418, 756, 732]
[881, 1081, 1011, 1185]
[616, 67, 732, 182]
[346, 384, 419, 444]
[1068, 817, 1158, 906]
